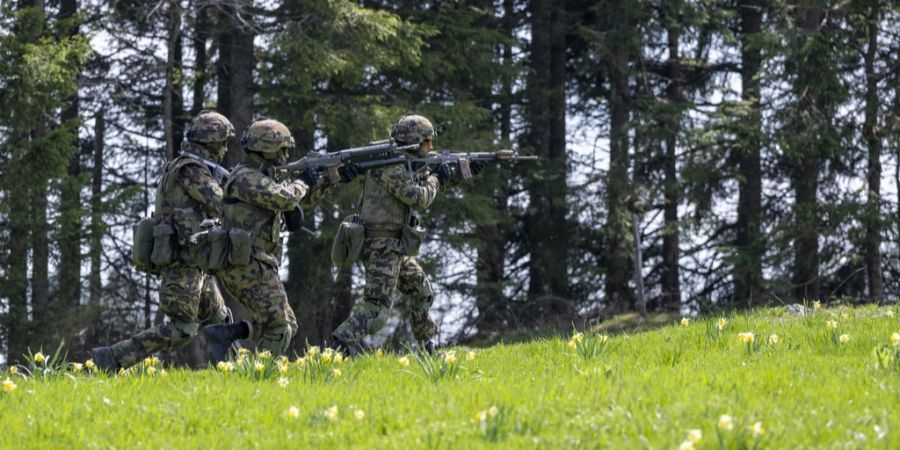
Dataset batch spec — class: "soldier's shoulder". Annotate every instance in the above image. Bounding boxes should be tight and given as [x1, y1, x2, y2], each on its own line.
[229, 166, 272, 188]
[371, 164, 407, 182]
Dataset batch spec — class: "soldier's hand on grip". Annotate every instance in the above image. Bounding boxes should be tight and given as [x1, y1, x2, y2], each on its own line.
[434, 162, 454, 182]
[297, 167, 320, 187]
[284, 207, 305, 232]
[339, 164, 358, 183]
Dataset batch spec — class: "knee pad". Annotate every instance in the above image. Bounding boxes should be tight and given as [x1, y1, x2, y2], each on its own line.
[169, 320, 200, 347]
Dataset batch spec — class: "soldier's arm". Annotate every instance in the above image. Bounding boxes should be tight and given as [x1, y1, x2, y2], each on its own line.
[229, 172, 310, 212]
[298, 177, 333, 209]
[372, 165, 440, 211]
[178, 164, 224, 219]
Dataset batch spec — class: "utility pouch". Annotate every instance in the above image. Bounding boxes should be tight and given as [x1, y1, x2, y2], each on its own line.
[189, 229, 211, 271]
[228, 228, 252, 267]
[207, 227, 230, 272]
[400, 211, 427, 257]
[331, 215, 365, 268]
[132, 217, 157, 272]
[150, 222, 177, 267]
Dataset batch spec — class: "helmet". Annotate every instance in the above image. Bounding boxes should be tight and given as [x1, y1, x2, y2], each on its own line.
[240, 119, 295, 154]
[185, 110, 235, 145]
[390, 114, 435, 145]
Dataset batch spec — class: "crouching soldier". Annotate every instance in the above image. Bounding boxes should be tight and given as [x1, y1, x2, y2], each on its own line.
[203, 119, 356, 361]
[92, 111, 235, 371]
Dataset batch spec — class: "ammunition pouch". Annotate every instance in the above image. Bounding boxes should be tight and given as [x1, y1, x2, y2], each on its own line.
[400, 211, 427, 257]
[132, 217, 158, 273]
[189, 226, 253, 273]
[151, 222, 176, 266]
[331, 214, 365, 268]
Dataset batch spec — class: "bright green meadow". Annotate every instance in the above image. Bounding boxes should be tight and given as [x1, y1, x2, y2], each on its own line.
[1, 306, 899, 449]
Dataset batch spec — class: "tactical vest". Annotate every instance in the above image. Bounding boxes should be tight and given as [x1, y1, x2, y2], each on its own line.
[358, 165, 411, 233]
[155, 155, 211, 246]
[222, 165, 283, 268]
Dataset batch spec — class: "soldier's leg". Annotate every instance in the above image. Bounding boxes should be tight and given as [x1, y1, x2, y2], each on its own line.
[198, 275, 231, 326]
[397, 256, 437, 343]
[219, 261, 296, 356]
[333, 241, 401, 345]
[107, 264, 204, 368]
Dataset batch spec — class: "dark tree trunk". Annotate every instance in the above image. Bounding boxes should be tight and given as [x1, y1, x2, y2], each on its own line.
[862, 10, 883, 301]
[525, 0, 569, 307]
[660, 20, 682, 311]
[164, 0, 184, 161]
[192, 3, 211, 115]
[57, 0, 82, 310]
[87, 109, 105, 345]
[216, 2, 254, 168]
[734, 0, 765, 307]
[605, 4, 635, 311]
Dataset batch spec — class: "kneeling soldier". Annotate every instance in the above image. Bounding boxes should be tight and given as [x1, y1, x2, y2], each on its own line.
[92, 111, 235, 371]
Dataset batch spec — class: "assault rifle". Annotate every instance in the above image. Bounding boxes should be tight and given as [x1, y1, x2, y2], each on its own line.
[276, 140, 420, 182]
[408, 149, 539, 180]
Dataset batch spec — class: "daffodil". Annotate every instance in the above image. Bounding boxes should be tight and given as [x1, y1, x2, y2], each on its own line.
[9, 366, 18, 376]
[70, 362, 83, 373]
[687, 429, 702, 443]
[143, 356, 160, 367]
[718, 415, 734, 431]
[886, 310, 895, 318]
[475, 410, 488, 422]
[332, 368, 343, 378]
[34, 352, 45, 364]
[466, 351, 476, 361]
[238, 347, 250, 357]
[2, 378, 16, 393]
[278, 365, 289, 375]
[681, 317, 690, 327]
[323, 405, 339, 421]
[398, 356, 410, 367]
[598, 335, 609, 344]
[277, 377, 289, 388]
[443, 351, 457, 365]
[287, 406, 300, 419]
[768, 334, 779, 345]
[354, 409, 365, 420]
[738, 332, 755, 344]
[826, 320, 838, 330]
[160, 369, 168, 378]
[488, 406, 499, 417]
[678, 440, 695, 450]
[295, 357, 307, 367]
[333, 353, 344, 364]
[254, 362, 265, 372]
[716, 318, 727, 331]
[812, 300, 821, 310]
[85, 360, 96, 372]
[258, 350, 272, 360]
[571, 332, 584, 343]
[146, 366, 157, 376]
[748, 421, 765, 437]
[217, 361, 234, 373]
[891, 332, 900, 347]
[307, 346, 320, 357]
[375, 348, 385, 358]
[839, 334, 850, 344]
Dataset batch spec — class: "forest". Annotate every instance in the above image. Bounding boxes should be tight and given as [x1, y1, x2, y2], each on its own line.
[1, 0, 899, 364]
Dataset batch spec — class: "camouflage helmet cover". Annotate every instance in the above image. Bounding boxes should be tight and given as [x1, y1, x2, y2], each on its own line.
[185, 110, 235, 144]
[390, 114, 435, 145]
[241, 119, 295, 154]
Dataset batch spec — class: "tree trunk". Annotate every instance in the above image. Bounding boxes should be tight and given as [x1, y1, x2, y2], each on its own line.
[217, 2, 254, 168]
[192, 3, 210, 115]
[87, 109, 105, 346]
[525, 0, 569, 308]
[734, 0, 765, 308]
[605, 5, 635, 311]
[57, 0, 82, 310]
[164, 0, 184, 161]
[862, 9, 883, 301]
[660, 20, 682, 311]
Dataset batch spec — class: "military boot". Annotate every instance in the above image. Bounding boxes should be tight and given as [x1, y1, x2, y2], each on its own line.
[203, 320, 251, 364]
[91, 346, 119, 373]
[423, 340, 437, 355]
[329, 336, 362, 358]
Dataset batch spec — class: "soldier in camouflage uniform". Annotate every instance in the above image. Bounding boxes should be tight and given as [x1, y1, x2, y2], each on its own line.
[203, 119, 356, 361]
[332, 114, 484, 352]
[92, 111, 236, 371]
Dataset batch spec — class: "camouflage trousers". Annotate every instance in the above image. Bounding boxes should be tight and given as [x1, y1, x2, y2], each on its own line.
[110, 263, 230, 368]
[218, 259, 297, 356]
[334, 238, 436, 345]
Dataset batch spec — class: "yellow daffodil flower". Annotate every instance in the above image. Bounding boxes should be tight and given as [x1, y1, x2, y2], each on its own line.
[287, 406, 300, 419]
[678, 441, 695, 450]
[839, 334, 850, 344]
[146, 366, 157, 376]
[307, 346, 320, 357]
[254, 362, 265, 372]
[748, 421, 765, 437]
[237, 347, 250, 356]
[826, 320, 838, 330]
[768, 334, 779, 345]
[217, 361, 234, 373]
[475, 410, 488, 422]
[323, 405, 339, 421]
[718, 415, 734, 431]
[9, 366, 18, 376]
[443, 351, 457, 364]
[738, 332, 755, 344]
[2, 378, 17, 393]
[812, 300, 821, 310]
[354, 409, 365, 420]
[488, 406, 499, 417]
[891, 332, 900, 347]
[85, 360, 96, 371]
[375, 348, 385, 357]
[716, 318, 727, 331]
[34, 352, 45, 364]
[398, 356, 410, 367]
[277, 377, 289, 388]
[332, 368, 343, 378]
[466, 351, 476, 361]
[687, 429, 702, 443]
[258, 350, 272, 360]
[681, 317, 690, 327]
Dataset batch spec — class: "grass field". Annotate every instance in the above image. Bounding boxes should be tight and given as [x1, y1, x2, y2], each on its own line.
[2, 305, 899, 449]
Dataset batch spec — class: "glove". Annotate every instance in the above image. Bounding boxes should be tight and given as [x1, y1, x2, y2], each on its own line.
[284, 207, 305, 232]
[338, 164, 358, 183]
[297, 167, 320, 188]
[470, 160, 487, 176]
[434, 162, 454, 183]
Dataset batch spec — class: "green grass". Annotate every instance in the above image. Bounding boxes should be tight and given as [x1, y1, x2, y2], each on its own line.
[2, 305, 899, 449]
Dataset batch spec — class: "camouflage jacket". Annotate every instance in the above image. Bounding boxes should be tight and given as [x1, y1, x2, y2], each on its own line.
[358, 163, 441, 233]
[223, 156, 329, 267]
[155, 151, 224, 246]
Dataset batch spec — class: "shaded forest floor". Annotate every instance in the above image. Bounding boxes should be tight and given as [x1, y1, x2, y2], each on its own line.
[1, 306, 899, 448]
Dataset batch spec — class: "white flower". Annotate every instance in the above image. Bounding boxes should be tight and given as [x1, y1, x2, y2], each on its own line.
[768, 334, 779, 345]
[354, 409, 365, 420]
[323, 405, 339, 421]
[287, 406, 300, 419]
[839, 334, 850, 344]
[748, 421, 765, 437]
[687, 429, 702, 443]
[277, 377, 289, 388]
[718, 415, 734, 431]
[681, 318, 690, 327]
